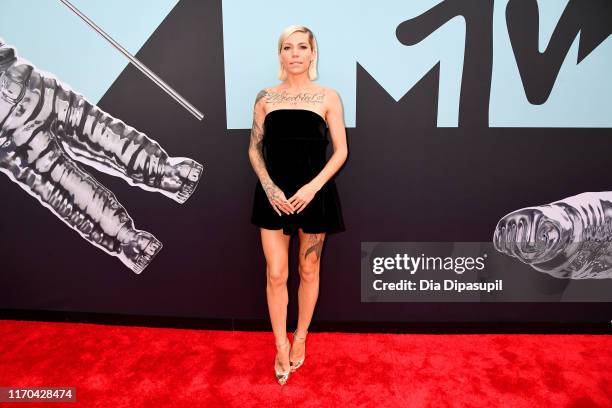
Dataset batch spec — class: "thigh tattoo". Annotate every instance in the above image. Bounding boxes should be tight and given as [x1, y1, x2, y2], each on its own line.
[303, 233, 324, 261]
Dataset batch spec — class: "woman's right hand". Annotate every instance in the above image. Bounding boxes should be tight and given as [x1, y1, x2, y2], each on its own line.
[262, 181, 295, 216]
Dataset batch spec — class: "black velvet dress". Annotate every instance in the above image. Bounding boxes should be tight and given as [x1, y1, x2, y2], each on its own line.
[251, 109, 345, 236]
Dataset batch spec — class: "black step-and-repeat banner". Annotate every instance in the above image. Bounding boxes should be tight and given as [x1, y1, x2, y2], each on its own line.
[1, 0, 611, 323]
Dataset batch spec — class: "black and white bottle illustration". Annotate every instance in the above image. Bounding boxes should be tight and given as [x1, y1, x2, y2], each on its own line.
[0, 39, 203, 274]
[493, 192, 612, 279]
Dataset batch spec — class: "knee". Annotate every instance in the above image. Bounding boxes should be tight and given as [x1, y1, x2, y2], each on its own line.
[266, 264, 288, 286]
[298, 257, 320, 283]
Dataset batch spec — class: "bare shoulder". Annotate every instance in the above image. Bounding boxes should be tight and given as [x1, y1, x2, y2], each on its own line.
[253, 87, 275, 115]
[319, 85, 338, 95]
[317, 85, 339, 102]
[318, 85, 341, 112]
[255, 87, 271, 105]
[254, 85, 283, 108]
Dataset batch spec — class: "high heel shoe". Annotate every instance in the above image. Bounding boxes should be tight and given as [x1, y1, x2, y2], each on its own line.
[290, 329, 308, 372]
[274, 337, 291, 385]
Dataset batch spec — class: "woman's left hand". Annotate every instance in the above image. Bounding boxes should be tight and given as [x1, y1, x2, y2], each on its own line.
[288, 183, 319, 213]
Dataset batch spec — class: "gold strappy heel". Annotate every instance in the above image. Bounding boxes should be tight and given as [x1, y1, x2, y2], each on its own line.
[290, 329, 308, 372]
[274, 337, 291, 385]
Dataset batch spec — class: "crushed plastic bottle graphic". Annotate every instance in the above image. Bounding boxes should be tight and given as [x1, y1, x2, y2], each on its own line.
[493, 192, 612, 279]
[0, 39, 203, 274]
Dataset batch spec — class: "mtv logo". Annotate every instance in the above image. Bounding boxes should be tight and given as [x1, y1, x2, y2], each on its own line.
[223, 0, 611, 129]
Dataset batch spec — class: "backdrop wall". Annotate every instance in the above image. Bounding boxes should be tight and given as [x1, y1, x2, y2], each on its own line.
[1, 0, 611, 323]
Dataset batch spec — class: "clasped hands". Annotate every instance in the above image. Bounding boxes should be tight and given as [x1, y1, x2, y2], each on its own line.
[265, 182, 318, 216]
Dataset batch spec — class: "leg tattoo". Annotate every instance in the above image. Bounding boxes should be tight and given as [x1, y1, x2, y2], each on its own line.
[303, 233, 324, 261]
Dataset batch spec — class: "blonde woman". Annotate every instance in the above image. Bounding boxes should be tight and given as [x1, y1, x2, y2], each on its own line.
[248, 25, 347, 385]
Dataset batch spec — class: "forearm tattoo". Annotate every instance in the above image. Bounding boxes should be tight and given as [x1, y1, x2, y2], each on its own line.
[303, 234, 324, 261]
[249, 90, 280, 199]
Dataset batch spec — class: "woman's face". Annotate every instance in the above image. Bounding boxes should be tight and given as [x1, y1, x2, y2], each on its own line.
[279, 31, 314, 77]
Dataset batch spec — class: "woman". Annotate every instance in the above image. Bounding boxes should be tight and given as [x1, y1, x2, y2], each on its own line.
[248, 25, 347, 385]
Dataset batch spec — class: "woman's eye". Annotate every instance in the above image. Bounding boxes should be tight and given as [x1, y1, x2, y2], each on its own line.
[283, 46, 290, 50]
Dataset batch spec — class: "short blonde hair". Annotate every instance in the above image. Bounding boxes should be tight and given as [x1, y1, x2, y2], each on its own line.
[277, 25, 318, 81]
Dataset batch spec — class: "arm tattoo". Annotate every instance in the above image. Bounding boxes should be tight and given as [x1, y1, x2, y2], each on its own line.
[255, 89, 267, 105]
[248, 90, 282, 200]
[303, 234, 324, 261]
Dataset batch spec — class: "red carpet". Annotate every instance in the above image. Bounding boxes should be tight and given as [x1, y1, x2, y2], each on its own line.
[0, 320, 610, 407]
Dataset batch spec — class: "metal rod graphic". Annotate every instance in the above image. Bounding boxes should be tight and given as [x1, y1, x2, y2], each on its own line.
[58, 0, 204, 121]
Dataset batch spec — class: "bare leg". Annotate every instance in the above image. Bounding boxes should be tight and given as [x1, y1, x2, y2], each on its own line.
[260, 228, 291, 372]
[291, 229, 325, 363]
